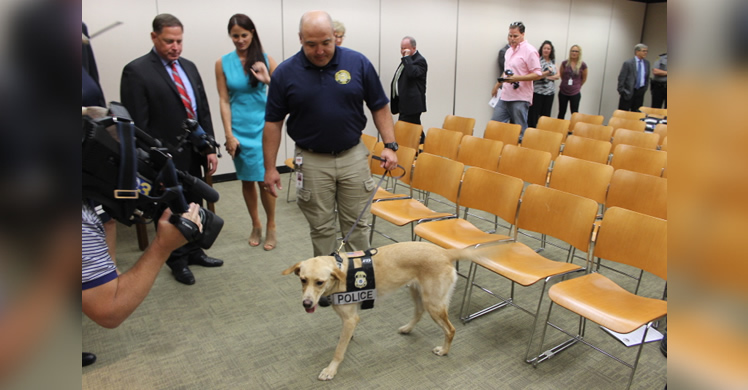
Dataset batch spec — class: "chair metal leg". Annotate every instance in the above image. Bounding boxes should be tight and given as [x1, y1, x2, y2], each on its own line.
[286, 172, 296, 202]
[532, 301, 580, 367]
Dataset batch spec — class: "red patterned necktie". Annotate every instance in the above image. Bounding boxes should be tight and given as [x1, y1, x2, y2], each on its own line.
[170, 62, 195, 119]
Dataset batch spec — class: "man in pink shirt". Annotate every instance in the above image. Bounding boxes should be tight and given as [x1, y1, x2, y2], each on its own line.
[490, 21, 542, 139]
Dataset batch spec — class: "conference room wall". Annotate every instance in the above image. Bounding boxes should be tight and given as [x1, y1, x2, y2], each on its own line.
[82, 0, 655, 176]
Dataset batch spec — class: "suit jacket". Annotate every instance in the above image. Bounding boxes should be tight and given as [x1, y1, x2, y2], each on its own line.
[120, 50, 214, 174]
[390, 50, 427, 115]
[617, 57, 650, 99]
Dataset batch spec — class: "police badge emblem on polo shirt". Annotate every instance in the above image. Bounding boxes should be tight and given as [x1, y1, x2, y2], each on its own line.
[335, 70, 351, 84]
[354, 271, 367, 288]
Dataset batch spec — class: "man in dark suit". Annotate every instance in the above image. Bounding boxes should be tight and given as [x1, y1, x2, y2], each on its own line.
[617, 43, 650, 111]
[120, 13, 222, 285]
[390, 36, 427, 142]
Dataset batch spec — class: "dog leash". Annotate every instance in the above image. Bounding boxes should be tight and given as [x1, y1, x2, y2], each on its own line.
[334, 155, 406, 256]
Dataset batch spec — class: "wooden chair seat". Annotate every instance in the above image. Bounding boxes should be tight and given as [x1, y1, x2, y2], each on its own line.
[474, 242, 582, 287]
[548, 272, 667, 334]
[414, 218, 510, 249]
[373, 187, 409, 201]
[371, 199, 453, 226]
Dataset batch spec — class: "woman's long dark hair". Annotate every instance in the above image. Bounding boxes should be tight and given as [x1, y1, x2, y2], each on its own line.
[228, 13, 265, 88]
[538, 40, 555, 63]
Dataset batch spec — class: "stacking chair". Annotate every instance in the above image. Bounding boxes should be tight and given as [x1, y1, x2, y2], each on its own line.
[394, 120, 423, 150]
[536, 116, 571, 141]
[459, 185, 597, 363]
[569, 112, 604, 132]
[561, 135, 612, 164]
[611, 129, 660, 151]
[572, 122, 614, 142]
[533, 207, 667, 390]
[549, 155, 614, 207]
[370, 143, 417, 201]
[369, 153, 464, 242]
[361, 133, 378, 152]
[414, 167, 523, 249]
[639, 106, 667, 119]
[422, 127, 463, 160]
[484, 120, 521, 146]
[609, 117, 647, 136]
[606, 169, 667, 220]
[284, 157, 296, 202]
[611, 109, 646, 121]
[443, 114, 476, 136]
[520, 128, 563, 161]
[497, 144, 552, 186]
[653, 124, 667, 147]
[660, 136, 667, 152]
[456, 135, 503, 171]
[609, 144, 667, 177]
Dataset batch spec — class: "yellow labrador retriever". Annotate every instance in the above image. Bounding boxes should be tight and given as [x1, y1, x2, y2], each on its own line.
[282, 241, 480, 381]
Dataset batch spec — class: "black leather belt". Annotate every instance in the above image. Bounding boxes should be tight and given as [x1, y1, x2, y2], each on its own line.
[296, 141, 358, 156]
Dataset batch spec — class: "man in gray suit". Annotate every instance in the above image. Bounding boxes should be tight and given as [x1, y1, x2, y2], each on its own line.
[617, 43, 650, 111]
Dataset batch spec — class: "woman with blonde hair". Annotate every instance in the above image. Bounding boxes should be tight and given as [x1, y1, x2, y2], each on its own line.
[556, 44, 588, 119]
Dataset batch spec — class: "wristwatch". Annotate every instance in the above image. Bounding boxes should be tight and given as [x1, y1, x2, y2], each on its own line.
[384, 142, 399, 151]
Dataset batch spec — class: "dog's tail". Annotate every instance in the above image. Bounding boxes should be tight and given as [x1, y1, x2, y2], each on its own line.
[446, 242, 509, 263]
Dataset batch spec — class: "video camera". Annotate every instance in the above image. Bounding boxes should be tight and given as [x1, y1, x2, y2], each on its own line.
[82, 102, 223, 249]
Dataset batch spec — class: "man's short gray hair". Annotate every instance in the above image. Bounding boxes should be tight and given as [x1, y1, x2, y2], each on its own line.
[635, 43, 648, 52]
[403, 36, 417, 48]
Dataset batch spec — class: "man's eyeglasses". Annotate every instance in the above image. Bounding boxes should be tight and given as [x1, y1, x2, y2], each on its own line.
[334, 34, 344, 39]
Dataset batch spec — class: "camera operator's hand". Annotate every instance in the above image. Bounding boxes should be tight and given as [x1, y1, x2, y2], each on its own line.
[225, 136, 240, 159]
[153, 203, 202, 253]
[206, 153, 218, 176]
[249, 61, 271, 85]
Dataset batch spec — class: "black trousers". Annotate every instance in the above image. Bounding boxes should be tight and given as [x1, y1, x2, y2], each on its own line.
[557, 92, 581, 119]
[398, 113, 425, 144]
[618, 86, 647, 111]
[528, 93, 554, 128]
[651, 81, 667, 109]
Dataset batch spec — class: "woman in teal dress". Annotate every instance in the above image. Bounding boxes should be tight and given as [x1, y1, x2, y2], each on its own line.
[216, 13, 278, 250]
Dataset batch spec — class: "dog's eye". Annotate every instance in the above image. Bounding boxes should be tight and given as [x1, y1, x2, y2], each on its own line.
[316, 281, 324, 286]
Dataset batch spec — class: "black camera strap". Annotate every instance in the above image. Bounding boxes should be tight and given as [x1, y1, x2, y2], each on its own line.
[114, 120, 138, 199]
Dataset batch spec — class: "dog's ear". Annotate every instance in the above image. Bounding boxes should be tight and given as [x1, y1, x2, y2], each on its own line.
[281, 262, 301, 276]
[331, 267, 346, 282]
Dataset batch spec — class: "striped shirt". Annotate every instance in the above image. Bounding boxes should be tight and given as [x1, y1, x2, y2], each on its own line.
[82, 203, 117, 290]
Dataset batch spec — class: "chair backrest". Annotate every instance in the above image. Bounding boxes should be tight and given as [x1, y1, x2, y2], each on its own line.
[517, 184, 598, 252]
[639, 106, 667, 119]
[570, 112, 604, 131]
[422, 127, 463, 160]
[611, 109, 646, 121]
[549, 155, 614, 204]
[497, 144, 552, 186]
[609, 116, 647, 135]
[536, 116, 571, 141]
[443, 115, 476, 136]
[361, 133, 378, 152]
[611, 128, 660, 150]
[410, 153, 464, 203]
[456, 135, 503, 171]
[561, 135, 612, 164]
[653, 124, 667, 146]
[520, 128, 563, 160]
[606, 169, 667, 219]
[459, 167, 523, 227]
[484, 120, 521, 146]
[660, 136, 667, 151]
[572, 122, 614, 142]
[593, 207, 667, 281]
[394, 120, 423, 150]
[609, 144, 667, 177]
[370, 142, 417, 186]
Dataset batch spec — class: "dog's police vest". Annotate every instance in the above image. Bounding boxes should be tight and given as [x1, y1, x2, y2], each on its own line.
[331, 249, 377, 310]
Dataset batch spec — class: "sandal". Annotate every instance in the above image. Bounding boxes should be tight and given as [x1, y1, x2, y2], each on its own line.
[249, 227, 262, 247]
[263, 229, 277, 251]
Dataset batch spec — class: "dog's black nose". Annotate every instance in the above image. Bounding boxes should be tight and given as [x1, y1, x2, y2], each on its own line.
[303, 299, 314, 308]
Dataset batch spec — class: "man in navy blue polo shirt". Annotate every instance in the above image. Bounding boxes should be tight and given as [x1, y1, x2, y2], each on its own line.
[263, 10, 398, 257]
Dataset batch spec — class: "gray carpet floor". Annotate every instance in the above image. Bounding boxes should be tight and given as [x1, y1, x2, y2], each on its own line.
[82, 174, 667, 389]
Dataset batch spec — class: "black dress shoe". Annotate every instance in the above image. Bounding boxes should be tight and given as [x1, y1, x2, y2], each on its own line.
[188, 253, 224, 267]
[172, 266, 195, 285]
[83, 352, 97, 367]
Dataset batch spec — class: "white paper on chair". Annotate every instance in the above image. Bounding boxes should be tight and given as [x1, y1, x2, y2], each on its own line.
[601, 324, 663, 347]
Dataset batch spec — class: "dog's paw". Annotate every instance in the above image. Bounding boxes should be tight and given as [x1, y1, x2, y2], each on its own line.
[432, 346, 449, 356]
[398, 324, 414, 334]
[318, 368, 336, 381]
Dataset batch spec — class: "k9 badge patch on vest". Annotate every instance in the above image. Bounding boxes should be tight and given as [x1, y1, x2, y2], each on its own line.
[331, 249, 377, 309]
[335, 70, 351, 84]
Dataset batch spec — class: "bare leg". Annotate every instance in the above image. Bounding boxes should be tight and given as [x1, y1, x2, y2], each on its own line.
[399, 284, 424, 334]
[259, 185, 277, 250]
[242, 181, 262, 246]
